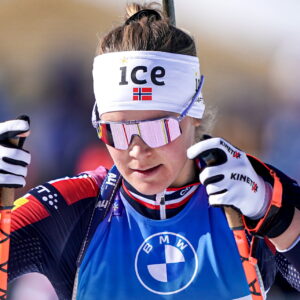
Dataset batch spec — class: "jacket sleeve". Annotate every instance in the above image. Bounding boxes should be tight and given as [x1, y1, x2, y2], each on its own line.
[8, 166, 107, 299]
[244, 158, 300, 292]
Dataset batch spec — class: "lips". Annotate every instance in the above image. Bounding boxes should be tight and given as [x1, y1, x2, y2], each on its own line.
[131, 165, 162, 177]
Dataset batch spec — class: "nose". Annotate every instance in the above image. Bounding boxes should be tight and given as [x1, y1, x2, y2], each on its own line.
[128, 135, 152, 158]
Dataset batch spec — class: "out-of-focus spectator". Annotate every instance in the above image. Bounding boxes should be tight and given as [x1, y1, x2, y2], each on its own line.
[75, 142, 113, 174]
[29, 54, 95, 183]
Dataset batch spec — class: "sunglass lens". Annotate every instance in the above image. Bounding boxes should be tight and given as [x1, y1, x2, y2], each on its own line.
[140, 118, 181, 148]
[96, 118, 182, 150]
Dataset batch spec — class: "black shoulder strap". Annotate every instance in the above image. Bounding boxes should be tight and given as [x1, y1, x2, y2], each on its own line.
[76, 165, 122, 267]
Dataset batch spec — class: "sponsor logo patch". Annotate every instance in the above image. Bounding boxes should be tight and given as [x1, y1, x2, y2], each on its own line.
[135, 232, 198, 295]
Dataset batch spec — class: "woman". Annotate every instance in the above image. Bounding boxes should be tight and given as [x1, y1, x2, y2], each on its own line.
[1, 2, 299, 299]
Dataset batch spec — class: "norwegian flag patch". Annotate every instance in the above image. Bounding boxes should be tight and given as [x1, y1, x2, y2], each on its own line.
[133, 87, 152, 101]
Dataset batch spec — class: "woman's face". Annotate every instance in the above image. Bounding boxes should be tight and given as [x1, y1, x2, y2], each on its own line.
[101, 110, 200, 195]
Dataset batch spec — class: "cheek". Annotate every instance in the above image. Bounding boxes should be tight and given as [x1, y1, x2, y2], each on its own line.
[160, 130, 194, 161]
[106, 146, 126, 166]
[179, 123, 196, 149]
[158, 120, 195, 153]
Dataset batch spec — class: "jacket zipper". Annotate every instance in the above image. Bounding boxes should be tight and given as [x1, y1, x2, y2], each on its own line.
[156, 191, 166, 220]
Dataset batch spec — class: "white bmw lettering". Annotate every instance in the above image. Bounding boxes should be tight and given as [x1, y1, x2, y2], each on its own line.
[159, 235, 169, 244]
[176, 239, 188, 251]
[142, 243, 153, 254]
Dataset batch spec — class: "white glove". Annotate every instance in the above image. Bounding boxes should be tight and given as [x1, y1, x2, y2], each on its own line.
[187, 137, 271, 219]
[0, 117, 31, 188]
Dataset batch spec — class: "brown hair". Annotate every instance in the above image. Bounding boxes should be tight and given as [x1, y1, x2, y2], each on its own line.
[97, 2, 215, 138]
[97, 2, 196, 56]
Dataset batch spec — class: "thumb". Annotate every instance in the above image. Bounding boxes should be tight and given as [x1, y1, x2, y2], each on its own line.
[15, 115, 30, 148]
[187, 142, 205, 159]
[187, 135, 212, 159]
[187, 137, 228, 167]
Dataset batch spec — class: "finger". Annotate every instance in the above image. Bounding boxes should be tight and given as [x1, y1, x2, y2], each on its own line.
[16, 115, 30, 124]
[0, 145, 31, 165]
[0, 173, 25, 188]
[0, 160, 28, 177]
[15, 115, 30, 148]
[0, 119, 30, 140]
[199, 164, 224, 182]
[208, 193, 234, 207]
[202, 179, 227, 196]
[200, 168, 227, 194]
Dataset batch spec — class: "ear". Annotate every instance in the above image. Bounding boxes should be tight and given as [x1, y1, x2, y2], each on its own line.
[192, 118, 201, 127]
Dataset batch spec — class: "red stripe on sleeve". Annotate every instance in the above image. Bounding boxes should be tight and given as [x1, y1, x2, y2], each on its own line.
[52, 176, 100, 206]
[11, 194, 50, 232]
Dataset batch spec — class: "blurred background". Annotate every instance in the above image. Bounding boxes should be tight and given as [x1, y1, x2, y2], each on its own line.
[1, 0, 299, 299]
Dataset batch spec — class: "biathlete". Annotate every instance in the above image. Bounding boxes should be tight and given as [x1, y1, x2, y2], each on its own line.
[0, 2, 299, 299]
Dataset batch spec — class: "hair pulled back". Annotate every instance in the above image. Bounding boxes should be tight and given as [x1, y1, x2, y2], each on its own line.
[97, 2, 196, 56]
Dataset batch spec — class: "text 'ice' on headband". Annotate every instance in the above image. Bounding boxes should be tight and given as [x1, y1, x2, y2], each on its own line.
[92, 51, 205, 119]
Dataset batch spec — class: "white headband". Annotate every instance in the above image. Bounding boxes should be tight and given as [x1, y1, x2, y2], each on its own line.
[93, 51, 205, 119]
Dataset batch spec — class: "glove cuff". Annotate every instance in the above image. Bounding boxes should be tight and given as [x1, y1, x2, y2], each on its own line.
[243, 155, 294, 238]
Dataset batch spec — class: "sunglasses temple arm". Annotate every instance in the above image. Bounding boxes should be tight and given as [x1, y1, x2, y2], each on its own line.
[179, 75, 205, 121]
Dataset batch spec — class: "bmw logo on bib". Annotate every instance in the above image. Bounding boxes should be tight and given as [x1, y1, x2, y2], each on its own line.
[135, 232, 198, 295]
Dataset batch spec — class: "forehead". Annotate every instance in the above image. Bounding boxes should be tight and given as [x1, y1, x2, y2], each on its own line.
[101, 110, 178, 122]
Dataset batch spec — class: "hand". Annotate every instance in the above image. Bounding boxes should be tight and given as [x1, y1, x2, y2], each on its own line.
[0, 116, 31, 188]
[187, 137, 270, 218]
